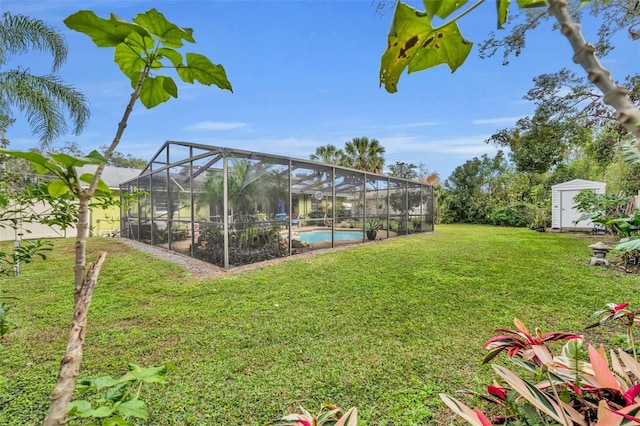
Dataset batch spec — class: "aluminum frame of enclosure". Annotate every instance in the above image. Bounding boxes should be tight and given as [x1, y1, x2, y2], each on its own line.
[120, 141, 434, 269]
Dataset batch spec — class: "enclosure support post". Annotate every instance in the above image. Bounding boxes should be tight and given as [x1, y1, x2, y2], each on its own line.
[223, 155, 229, 269]
[288, 160, 293, 256]
[331, 166, 336, 248]
[189, 146, 195, 257]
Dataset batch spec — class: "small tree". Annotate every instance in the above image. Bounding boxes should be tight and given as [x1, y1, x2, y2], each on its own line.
[387, 161, 419, 180]
[3, 8, 231, 425]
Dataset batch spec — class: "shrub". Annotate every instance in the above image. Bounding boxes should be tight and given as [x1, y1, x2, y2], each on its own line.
[441, 307, 640, 425]
[270, 405, 358, 426]
[488, 202, 537, 228]
[573, 189, 631, 235]
[193, 224, 287, 267]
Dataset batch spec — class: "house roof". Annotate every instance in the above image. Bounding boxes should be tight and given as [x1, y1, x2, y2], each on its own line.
[76, 165, 142, 190]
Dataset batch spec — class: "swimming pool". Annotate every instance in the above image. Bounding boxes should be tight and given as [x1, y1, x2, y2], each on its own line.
[295, 230, 363, 244]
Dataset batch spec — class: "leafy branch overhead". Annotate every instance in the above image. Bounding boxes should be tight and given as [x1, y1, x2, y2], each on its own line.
[379, 0, 510, 93]
[379, 2, 472, 94]
[380, 0, 556, 93]
[380, 0, 640, 143]
[0, 148, 110, 197]
[64, 8, 232, 108]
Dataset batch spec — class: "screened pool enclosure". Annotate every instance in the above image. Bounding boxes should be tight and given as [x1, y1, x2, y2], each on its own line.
[120, 142, 434, 269]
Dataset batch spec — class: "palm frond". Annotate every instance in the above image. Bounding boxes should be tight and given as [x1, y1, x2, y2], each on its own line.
[0, 12, 67, 71]
[0, 69, 90, 148]
[619, 139, 640, 165]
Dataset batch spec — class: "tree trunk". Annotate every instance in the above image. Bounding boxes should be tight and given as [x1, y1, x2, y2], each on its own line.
[43, 252, 106, 425]
[546, 0, 640, 144]
[43, 195, 106, 425]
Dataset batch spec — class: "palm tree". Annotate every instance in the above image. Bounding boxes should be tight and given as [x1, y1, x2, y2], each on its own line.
[310, 144, 345, 166]
[0, 12, 90, 149]
[196, 157, 287, 219]
[343, 136, 386, 173]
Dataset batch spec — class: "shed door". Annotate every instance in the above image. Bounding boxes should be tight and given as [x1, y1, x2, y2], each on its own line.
[560, 190, 591, 228]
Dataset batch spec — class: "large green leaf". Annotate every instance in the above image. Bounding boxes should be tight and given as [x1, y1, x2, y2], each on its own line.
[64, 11, 148, 48]
[86, 150, 107, 163]
[408, 20, 472, 73]
[83, 405, 115, 418]
[162, 76, 178, 98]
[616, 237, 640, 252]
[94, 406, 116, 418]
[76, 376, 119, 393]
[516, 0, 547, 7]
[48, 180, 71, 197]
[114, 32, 155, 82]
[0, 149, 59, 175]
[119, 364, 168, 384]
[497, 0, 510, 29]
[380, 2, 472, 93]
[156, 47, 183, 67]
[139, 76, 175, 108]
[177, 53, 233, 91]
[424, 0, 469, 19]
[115, 398, 147, 419]
[79, 174, 111, 193]
[50, 151, 105, 168]
[103, 417, 129, 426]
[101, 383, 128, 404]
[132, 8, 194, 48]
[68, 400, 92, 415]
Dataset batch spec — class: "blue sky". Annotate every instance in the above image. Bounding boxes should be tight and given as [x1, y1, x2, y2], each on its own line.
[3, 0, 638, 179]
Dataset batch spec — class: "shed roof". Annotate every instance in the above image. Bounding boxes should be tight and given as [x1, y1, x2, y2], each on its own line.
[551, 179, 606, 190]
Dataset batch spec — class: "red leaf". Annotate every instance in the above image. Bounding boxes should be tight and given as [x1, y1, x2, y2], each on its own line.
[567, 383, 582, 396]
[474, 408, 494, 426]
[613, 302, 630, 312]
[487, 385, 509, 400]
[610, 408, 640, 423]
[623, 384, 640, 406]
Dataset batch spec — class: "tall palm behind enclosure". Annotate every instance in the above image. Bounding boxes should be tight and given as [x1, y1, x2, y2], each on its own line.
[310, 144, 345, 166]
[343, 136, 386, 173]
[0, 12, 89, 149]
[196, 158, 287, 219]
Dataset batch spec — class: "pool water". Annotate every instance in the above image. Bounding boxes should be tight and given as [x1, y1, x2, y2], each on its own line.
[295, 230, 363, 244]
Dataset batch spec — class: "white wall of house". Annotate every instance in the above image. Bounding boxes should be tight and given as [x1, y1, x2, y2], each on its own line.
[551, 179, 606, 230]
[0, 202, 78, 242]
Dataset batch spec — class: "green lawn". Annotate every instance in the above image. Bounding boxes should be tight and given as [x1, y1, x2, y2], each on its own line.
[0, 225, 634, 425]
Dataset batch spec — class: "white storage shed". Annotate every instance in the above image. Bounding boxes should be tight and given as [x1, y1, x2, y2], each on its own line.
[551, 179, 606, 230]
